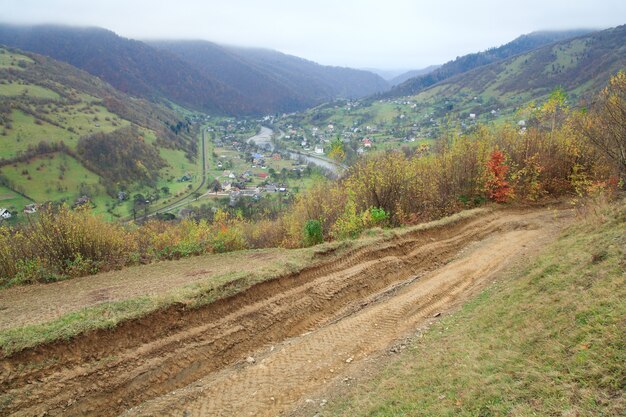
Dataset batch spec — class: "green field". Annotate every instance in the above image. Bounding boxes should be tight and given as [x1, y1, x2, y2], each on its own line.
[546, 38, 588, 75]
[0, 152, 102, 204]
[0, 45, 202, 222]
[0, 48, 33, 70]
[0, 82, 60, 99]
[0, 184, 30, 213]
[0, 110, 70, 159]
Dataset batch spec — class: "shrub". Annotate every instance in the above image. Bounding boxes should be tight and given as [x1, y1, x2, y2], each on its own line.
[369, 207, 390, 226]
[0, 204, 134, 285]
[332, 200, 364, 240]
[303, 220, 323, 247]
[485, 150, 514, 203]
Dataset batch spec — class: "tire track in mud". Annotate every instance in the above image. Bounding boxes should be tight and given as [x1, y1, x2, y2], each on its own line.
[0, 208, 572, 417]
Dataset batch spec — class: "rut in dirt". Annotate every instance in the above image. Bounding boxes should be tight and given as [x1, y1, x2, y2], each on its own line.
[0, 207, 572, 417]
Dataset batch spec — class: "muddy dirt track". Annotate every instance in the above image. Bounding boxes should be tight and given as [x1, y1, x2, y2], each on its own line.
[0, 206, 572, 416]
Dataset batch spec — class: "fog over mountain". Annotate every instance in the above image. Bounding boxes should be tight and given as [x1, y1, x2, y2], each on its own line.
[2, 0, 625, 68]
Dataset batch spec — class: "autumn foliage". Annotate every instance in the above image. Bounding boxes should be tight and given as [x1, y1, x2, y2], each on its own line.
[485, 150, 513, 203]
[1, 74, 625, 286]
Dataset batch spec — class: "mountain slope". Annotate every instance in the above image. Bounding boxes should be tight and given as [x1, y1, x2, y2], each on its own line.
[276, 25, 625, 148]
[413, 25, 626, 107]
[0, 45, 201, 219]
[385, 29, 595, 98]
[0, 24, 389, 115]
[0, 24, 249, 114]
[149, 40, 390, 111]
[147, 40, 312, 113]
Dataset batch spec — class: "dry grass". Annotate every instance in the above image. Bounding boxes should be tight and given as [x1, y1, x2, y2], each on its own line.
[0, 206, 491, 356]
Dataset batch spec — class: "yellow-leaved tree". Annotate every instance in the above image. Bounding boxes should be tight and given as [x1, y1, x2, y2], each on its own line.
[578, 71, 626, 188]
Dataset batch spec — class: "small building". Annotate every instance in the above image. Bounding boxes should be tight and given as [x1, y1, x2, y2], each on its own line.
[0, 208, 12, 220]
[362, 138, 373, 148]
[118, 191, 128, 201]
[314, 145, 324, 155]
[469, 113, 476, 120]
[23, 204, 38, 214]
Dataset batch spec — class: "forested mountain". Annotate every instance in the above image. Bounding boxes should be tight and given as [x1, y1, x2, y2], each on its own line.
[148, 41, 389, 111]
[282, 25, 625, 149]
[0, 24, 389, 115]
[385, 29, 595, 98]
[0, 24, 250, 114]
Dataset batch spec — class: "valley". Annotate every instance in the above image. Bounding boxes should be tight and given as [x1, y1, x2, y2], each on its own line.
[0, 14, 624, 417]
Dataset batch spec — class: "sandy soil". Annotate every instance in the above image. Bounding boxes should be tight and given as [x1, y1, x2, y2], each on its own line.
[0, 249, 300, 330]
[0, 206, 573, 417]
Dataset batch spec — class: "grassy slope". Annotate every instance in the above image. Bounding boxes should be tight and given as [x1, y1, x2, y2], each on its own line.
[0, 152, 101, 202]
[327, 200, 625, 416]
[0, 46, 201, 219]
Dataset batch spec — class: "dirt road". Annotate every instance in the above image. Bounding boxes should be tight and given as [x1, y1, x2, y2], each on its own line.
[0, 206, 572, 416]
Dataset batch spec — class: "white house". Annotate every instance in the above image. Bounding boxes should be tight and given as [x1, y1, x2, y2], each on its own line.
[0, 208, 11, 220]
[314, 145, 324, 155]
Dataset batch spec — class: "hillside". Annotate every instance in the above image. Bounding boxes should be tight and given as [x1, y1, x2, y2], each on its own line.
[385, 29, 594, 98]
[316, 200, 625, 417]
[407, 24, 626, 116]
[0, 45, 201, 219]
[273, 25, 625, 156]
[149, 41, 389, 111]
[0, 206, 582, 416]
[0, 24, 389, 115]
[0, 24, 249, 115]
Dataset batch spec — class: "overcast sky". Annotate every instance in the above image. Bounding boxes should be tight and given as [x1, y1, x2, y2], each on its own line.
[2, 0, 625, 70]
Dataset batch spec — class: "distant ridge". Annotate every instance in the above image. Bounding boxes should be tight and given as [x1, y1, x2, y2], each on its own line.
[389, 65, 441, 86]
[384, 29, 596, 98]
[0, 24, 246, 114]
[0, 24, 389, 115]
[407, 25, 626, 102]
[149, 40, 389, 112]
